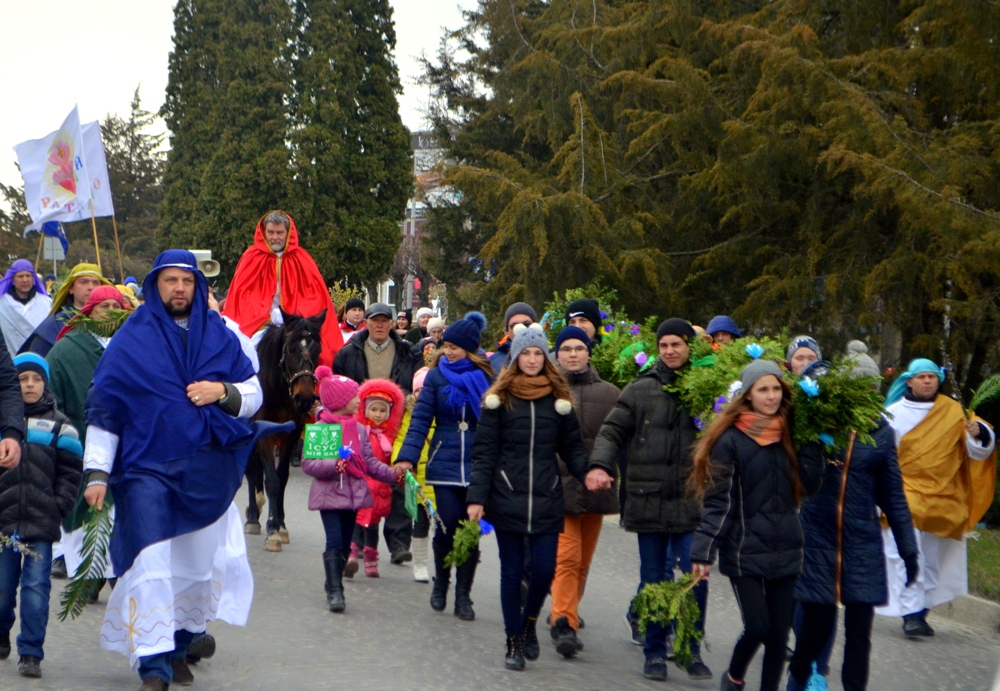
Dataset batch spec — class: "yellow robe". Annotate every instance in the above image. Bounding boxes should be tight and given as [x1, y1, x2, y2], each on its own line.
[895, 396, 996, 540]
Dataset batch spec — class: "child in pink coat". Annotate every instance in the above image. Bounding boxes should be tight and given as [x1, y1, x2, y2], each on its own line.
[301, 367, 403, 613]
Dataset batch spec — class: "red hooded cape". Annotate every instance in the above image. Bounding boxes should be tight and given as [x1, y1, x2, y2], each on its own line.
[223, 211, 343, 366]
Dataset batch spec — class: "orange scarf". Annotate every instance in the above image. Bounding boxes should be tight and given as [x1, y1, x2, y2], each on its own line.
[736, 412, 785, 446]
[508, 374, 553, 401]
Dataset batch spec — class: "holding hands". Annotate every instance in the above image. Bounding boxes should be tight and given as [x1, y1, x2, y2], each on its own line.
[0, 438, 20, 469]
[585, 467, 613, 492]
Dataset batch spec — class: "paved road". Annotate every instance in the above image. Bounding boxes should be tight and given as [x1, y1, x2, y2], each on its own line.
[3, 468, 1000, 690]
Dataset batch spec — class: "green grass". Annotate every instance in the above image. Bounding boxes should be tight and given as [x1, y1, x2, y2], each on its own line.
[968, 528, 1000, 601]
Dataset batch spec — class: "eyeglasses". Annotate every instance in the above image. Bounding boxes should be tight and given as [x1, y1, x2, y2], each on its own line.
[558, 346, 588, 354]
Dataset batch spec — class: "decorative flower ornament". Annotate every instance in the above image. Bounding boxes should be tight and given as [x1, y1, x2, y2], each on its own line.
[713, 396, 728, 414]
[799, 377, 821, 398]
[599, 310, 608, 319]
[745, 343, 765, 359]
[818, 433, 835, 447]
[693, 417, 705, 431]
[604, 323, 615, 333]
[630, 324, 641, 336]
[478, 519, 495, 535]
[635, 352, 649, 367]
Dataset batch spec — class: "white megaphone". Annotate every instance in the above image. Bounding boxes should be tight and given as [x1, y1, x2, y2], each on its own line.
[189, 250, 221, 277]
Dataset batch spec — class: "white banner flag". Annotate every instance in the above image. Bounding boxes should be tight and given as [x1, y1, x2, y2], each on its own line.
[13, 105, 92, 225]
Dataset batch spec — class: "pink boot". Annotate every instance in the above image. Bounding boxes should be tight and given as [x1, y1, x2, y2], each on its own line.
[363, 547, 380, 578]
[344, 543, 359, 579]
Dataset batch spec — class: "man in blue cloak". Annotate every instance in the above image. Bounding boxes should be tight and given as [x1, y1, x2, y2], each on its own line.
[82, 250, 270, 691]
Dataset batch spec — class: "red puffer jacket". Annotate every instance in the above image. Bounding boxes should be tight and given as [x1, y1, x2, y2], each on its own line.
[355, 379, 405, 527]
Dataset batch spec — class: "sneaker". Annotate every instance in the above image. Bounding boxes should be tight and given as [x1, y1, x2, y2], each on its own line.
[390, 550, 412, 565]
[186, 633, 216, 663]
[0, 632, 10, 660]
[553, 616, 579, 658]
[902, 614, 934, 638]
[643, 657, 668, 682]
[721, 673, 746, 690]
[51, 556, 68, 579]
[19, 655, 42, 678]
[625, 613, 645, 646]
[683, 653, 713, 680]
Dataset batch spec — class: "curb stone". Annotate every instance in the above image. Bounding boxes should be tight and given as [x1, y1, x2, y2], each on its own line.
[933, 594, 1000, 634]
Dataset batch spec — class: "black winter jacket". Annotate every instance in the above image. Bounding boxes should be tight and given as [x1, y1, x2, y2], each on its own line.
[590, 361, 701, 533]
[0, 392, 82, 543]
[796, 421, 917, 605]
[332, 328, 422, 393]
[467, 394, 599, 534]
[691, 426, 825, 579]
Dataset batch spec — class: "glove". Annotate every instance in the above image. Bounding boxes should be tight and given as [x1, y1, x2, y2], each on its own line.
[903, 554, 920, 588]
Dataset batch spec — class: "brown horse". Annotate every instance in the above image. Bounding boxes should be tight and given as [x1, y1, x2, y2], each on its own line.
[244, 309, 326, 551]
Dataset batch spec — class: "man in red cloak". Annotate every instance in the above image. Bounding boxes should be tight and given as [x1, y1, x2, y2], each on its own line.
[223, 210, 343, 366]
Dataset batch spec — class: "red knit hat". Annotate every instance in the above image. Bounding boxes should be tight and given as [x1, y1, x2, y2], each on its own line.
[316, 366, 359, 411]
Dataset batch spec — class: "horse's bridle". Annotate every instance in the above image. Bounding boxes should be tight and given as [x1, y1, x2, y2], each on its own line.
[279, 331, 318, 396]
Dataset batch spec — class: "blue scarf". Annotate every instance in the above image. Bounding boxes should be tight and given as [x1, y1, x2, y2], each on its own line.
[438, 357, 491, 420]
[885, 358, 945, 407]
[86, 250, 286, 575]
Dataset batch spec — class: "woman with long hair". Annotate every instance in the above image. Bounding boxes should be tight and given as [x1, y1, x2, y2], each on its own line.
[395, 312, 493, 620]
[466, 324, 614, 671]
[689, 360, 824, 691]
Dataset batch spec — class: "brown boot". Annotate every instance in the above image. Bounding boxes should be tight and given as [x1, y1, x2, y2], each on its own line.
[139, 678, 168, 691]
[171, 658, 194, 686]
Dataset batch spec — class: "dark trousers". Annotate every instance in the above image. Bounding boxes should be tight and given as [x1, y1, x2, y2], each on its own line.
[636, 532, 706, 660]
[789, 602, 874, 691]
[0, 541, 52, 660]
[383, 484, 413, 555]
[728, 574, 798, 691]
[792, 601, 836, 675]
[320, 509, 358, 552]
[352, 523, 379, 550]
[496, 531, 559, 637]
[138, 629, 196, 683]
[431, 485, 468, 556]
[413, 504, 430, 539]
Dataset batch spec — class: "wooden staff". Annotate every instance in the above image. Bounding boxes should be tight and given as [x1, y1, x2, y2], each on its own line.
[35, 231, 44, 268]
[88, 199, 101, 272]
[111, 215, 124, 281]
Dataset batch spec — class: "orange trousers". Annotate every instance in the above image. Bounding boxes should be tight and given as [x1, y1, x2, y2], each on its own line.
[550, 513, 604, 631]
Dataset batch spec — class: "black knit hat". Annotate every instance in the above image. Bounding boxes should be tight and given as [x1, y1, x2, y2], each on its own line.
[565, 298, 603, 343]
[503, 302, 537, 328]
[344, 297, 365, 312]
[656, 318, 695, 343]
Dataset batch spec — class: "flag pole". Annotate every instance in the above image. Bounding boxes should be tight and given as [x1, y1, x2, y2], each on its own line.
[35, 231, 44, 268]
[111, 215, 124, 282]
[89, 199, 102, 273]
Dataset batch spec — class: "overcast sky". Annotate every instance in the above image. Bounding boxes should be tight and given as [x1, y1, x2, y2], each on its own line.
[0, 0, 475, 190]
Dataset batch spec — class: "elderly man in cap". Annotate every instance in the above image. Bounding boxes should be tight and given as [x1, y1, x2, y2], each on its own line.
[333, 302, 423, 564]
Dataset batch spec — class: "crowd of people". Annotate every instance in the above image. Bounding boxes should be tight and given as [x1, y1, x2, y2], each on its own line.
[0, 209, 994, 691]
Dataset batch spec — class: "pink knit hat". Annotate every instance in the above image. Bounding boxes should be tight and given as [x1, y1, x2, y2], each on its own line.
[316, 366, 359, 411]
[412, 367, 430, 392]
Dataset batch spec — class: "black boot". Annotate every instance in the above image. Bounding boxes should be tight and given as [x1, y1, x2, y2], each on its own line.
[505, 635, 525, 671]
[522, 616, 540, 660]
[323, 549, 346, 613]
[454, 548, 478, 621]
[431, 540, 450, 612]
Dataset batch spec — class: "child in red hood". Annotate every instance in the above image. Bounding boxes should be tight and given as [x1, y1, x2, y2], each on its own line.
[348, 378, 405, 579]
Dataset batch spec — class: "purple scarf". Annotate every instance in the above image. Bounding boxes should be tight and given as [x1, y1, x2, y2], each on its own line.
[0, 259, 47, 297]
[438, 357, 491, 420]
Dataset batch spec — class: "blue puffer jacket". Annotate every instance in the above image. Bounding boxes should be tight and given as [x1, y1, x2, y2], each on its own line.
[397, 367, 487, 486]
[796, 420, 918, 605]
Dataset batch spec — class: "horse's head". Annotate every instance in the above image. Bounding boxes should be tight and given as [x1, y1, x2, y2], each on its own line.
[278, 309, 327, 414]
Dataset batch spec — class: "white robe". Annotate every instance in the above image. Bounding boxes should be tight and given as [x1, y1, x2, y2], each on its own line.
[877, 398, 994, 617]
[0, 291, 52, 354]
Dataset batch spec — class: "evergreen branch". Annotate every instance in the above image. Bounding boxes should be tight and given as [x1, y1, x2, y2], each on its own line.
[443, 519, 483, 568]
[58, 505, 113, 621]
[0, 533, 41, 559]
[631, 574, 705, 668]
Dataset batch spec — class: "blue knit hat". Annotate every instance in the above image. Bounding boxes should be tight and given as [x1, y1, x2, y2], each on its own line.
[442, 316, 483, 353]
[509, 323, 550, 363]
[885, 358, 945, 406]
[555, 325, 592, 354]
[706, 315, 742, 339]
[14, 353, 49, 383]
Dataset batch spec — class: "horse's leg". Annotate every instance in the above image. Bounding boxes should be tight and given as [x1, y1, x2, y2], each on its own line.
[262, 439, 283, 552]
[276, 429, 295, 544]
[244, 447, 263, 535]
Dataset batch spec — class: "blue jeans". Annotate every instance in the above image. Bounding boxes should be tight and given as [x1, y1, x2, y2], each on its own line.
[0, 541, 53, 660]
[495, 531, 559, 637]
[636, 532, 707, 660]
[137, 629, 196, 683]
[320, 509, 357, 552]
